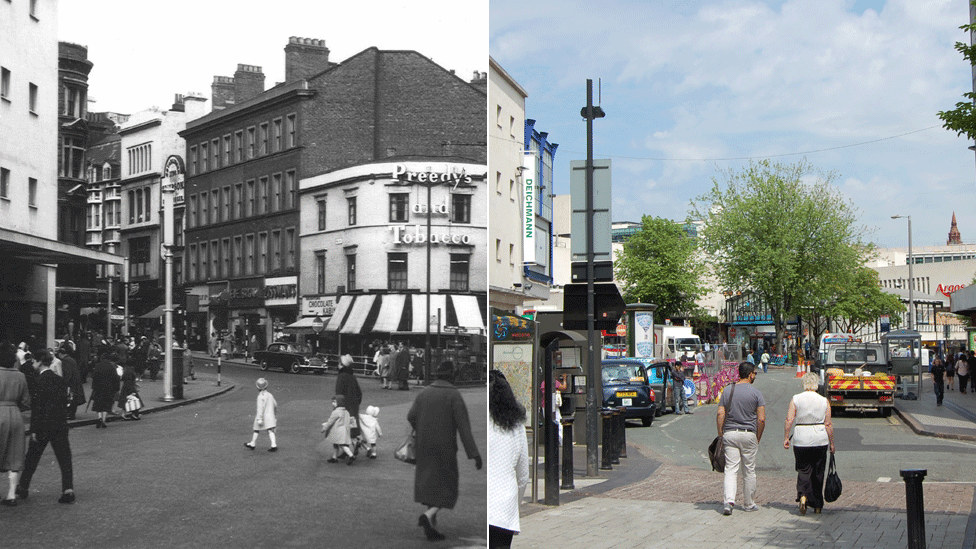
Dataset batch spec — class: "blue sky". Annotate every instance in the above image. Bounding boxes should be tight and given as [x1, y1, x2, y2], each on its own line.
[491, 0, 975, 249]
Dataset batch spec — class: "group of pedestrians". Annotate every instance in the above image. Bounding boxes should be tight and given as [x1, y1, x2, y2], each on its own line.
[374, 341, 415, 390]
[929, 351, 976, 406]
[245, 354, 482, 543]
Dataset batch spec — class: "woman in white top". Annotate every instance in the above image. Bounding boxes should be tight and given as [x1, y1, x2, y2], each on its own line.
[488, 370, 529, 549]
[783, 372, 834, 515]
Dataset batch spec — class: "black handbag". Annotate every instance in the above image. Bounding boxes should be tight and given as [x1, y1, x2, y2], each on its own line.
[824, 452, 842, 502]
[708, 382, 736, 472]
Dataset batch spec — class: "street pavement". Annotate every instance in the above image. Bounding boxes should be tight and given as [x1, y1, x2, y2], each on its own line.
[516, 366, 976, 549]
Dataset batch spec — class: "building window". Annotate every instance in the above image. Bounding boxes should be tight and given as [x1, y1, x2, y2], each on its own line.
[200, 142, 209, 172]
[28, 83, 37, 113]
[128, 190, 135, 223]
[221, 238, 230, 279]
[316, 251, 326, 294]
[496, 171, 502, 195]
[144, 188, 151, 222]
[189, 146, 197, 176]
[270, 229, 281, 272]
[509, 243, 515, 266]
[211, 190, 219, 223]
[245, 234, 255, 275]
[223, 134, 231, 166]
[285, 228, 295, 270]
[233, 236, 243, 277]
[259, 122, 269, 156]
[286, 114, 296, 148]
[210, 239, 218, 279]
[211, 138, 219, 169]
[189, 244, 198, 281]
[258, 232, 268, 275]
[347, 197, 357, 226]
[135, 189, 144, 222]
[389, 193, 409, 222]
[495, 239, 501, 262]
[174, 211, 183, 247]
[272, 172, 282, 211]
[28, 177, 37, 208]
[450, 254, 469, 291]
[200, 191, 209, 225]
[272, 118, 282, 152]
[259, 176, 268, 214]
[234, 130, 243, 163]
[246, 179, 255, 217]
[222, 186, 230, 221]
[316, 196, 327, 231]
[510, 179, 515, 201]
[0, 67, 9, 100]
[246, 127, 256, 159]
[0, 167, 9, 199]
[130, 236, 150, 278]
[346, 254, 356, 292]
[451, 194, 471, 223]
[63, 85, 85, 118]
[388, 253, 408, 290]
[285, 170, 296, 209]
[233, 183, 243, 219]
[62, 137, 85, 179]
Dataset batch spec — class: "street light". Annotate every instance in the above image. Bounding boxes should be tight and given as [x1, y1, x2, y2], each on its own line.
[892, 215, 914, 331]
[312, 315, 324, 354]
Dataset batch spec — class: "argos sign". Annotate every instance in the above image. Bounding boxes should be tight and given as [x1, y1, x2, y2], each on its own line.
[938, 283, 966, 297]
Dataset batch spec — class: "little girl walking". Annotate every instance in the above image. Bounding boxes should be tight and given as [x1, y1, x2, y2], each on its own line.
[358, 405, 383, 459]
[322, 394, 355, 464]
[245, 378, 278, 452]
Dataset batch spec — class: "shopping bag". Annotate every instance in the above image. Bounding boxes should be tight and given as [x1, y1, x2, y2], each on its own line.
[708, 435, 725, 472]
[824, 452, 842, 502]
[394, 430, 416, 464]
[124, 394, 143, 413]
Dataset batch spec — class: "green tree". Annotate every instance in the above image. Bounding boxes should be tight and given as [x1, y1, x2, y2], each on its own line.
[690, 159, 869, 355]
[829, 266, 905, 335]
[613, 215, 707, 321]
[937, 1, 976, 140]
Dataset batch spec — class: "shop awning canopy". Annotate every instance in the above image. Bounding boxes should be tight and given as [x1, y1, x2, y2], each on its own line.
[283, 316, 331, 334]
[307, 293, 486, 336]
[340, 295, 377, 334]
[139, 305, 167, 319]
[0, 227, 125, 265]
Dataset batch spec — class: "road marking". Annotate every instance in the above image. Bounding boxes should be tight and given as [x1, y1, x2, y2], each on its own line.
[877, 477, 891, 482]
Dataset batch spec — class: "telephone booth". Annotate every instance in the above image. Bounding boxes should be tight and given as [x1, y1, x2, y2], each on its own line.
[882, 329, 922, 396]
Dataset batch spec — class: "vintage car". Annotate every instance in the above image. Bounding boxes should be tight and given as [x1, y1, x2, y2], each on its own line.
[253, 342, 330, 374]
[600, 358, 656, 426]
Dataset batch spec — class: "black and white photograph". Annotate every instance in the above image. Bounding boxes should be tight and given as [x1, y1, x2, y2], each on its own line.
[0, 1, 486, 546]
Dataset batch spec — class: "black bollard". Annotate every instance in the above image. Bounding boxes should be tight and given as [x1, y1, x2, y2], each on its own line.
[616, 407, 627, 459]
[561, 418, 575, 490]
[600, 409, 613, 470]
[901, 469, 927, 549]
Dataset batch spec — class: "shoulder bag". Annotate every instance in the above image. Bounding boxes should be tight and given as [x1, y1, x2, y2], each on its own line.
[708, 382, 736, 472]
[395, 429, 416, 464]
[824, 452, 842, 502]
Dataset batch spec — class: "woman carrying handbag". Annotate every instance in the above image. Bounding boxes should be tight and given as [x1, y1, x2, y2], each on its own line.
[784, 373, 834, 514]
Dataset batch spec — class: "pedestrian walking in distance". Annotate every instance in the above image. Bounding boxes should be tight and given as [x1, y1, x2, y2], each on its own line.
[931, 358, 946, 407]
[487, 370, 529, 549]
[89, 350, 120, 429]
[322, 394, 354, 464]
[0, 343, 30, 507]
[956, 353, 969, 395]
[408, 360, 482, 541]
[784, 373, 834, 515]
[717, 361, 766, 515]
[245, 378, 278, 452]
[946, 354, 956, 390]
[18, 351, 76, 504]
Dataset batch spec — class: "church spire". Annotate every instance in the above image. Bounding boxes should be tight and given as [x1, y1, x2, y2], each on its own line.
[948, 212, 962, 245]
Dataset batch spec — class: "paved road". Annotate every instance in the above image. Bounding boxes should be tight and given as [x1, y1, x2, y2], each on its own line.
[3, 357, 487, 548]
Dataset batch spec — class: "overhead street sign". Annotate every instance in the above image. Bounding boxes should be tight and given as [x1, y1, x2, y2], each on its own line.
[562, 282, 625, 331]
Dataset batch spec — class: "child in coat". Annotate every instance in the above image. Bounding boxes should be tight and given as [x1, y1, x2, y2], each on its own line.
[322, 394, 355, 464]
[358, 405, 382, 459]
[245, 378, 278, 452]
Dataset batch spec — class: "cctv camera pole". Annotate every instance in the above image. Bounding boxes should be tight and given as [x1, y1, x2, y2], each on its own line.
[582, 79, 605, 477]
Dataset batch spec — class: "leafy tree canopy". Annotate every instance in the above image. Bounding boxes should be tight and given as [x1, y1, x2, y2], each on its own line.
[829, 266, 906, 335]
[690, 159, 870, 350]
[937, 2, 976, 140]
[613, 215, 707, 320]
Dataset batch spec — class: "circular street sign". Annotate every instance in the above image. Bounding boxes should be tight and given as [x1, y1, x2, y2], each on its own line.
[615, 323, 627, 337]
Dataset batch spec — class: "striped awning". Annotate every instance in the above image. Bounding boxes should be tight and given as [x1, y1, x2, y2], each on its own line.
[450, 294, 485, 332]
[340, 294, 377, 334]
[324, 295, 354, 332]
[411, 294, 447, 334]
[372, 294, 406, 333]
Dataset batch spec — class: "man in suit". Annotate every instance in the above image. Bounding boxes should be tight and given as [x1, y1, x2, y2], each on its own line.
[56, 346, 85, 420]
[16, 351, 75, 504]
[394, 341, 412, 391]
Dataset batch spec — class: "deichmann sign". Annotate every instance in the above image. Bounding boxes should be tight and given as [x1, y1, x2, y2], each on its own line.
[522, 154, 536, 265]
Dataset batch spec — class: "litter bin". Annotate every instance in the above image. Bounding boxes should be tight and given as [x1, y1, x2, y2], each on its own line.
[171, 347, 184, 400]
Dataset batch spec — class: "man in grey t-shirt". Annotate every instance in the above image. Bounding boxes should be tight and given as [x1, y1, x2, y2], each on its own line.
[717, 362, 765, 515]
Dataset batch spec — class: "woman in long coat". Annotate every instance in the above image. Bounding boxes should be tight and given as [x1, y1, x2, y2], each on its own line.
[0, 343, 30, 505]
[407, 360, 482, 541]
[89, 351, 121, 428]
[335, 355, 363, 440]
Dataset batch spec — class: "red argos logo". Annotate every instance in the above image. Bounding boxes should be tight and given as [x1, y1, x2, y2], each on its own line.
[937, 284, 965, 297]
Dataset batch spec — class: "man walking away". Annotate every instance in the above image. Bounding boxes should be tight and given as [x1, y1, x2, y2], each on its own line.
[17, 351, 75, 503]
[760, 350, 770, 374]
[717, 362, 765, 515]
[930, 357, 946, 407]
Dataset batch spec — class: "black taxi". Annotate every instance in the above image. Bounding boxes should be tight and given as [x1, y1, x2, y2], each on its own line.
[601, 358, 656, 426]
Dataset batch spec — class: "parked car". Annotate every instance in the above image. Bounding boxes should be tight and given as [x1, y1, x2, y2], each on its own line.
[600, 358, 656, 426]
[628, 358, 670, 416]
[252, 342, 325, 374]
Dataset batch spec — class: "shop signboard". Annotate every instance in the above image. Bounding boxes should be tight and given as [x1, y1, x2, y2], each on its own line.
[228, 278, 264, 308]
[301, 295, 336, 317]
[264, 276, 297, 306]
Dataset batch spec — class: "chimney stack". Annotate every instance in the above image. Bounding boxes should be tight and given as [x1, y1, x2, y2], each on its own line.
[284, 37, 331, 82]
[183, 92, 208, 121]
[211, 75, 235, 111]
[234, 64, 265, 103]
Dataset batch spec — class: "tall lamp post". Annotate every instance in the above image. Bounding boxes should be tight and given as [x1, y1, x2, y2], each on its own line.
[162, 182, 175, 401]
[892, 215, 914, 331]
[312, 315, 324, 354]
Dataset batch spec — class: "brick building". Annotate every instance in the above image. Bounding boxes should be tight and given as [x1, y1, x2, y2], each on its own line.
[181, 37, 486, 354]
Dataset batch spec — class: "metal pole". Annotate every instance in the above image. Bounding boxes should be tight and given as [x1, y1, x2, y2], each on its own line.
[908, 216, 914, 332]
[584, 79, 599, 477]
[162, 185, 175, 402]
[425, 181, 432, 385]
[106, 271, 113, 339]
[123, 257, 129, 337]
[900, 468, 927, 549]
